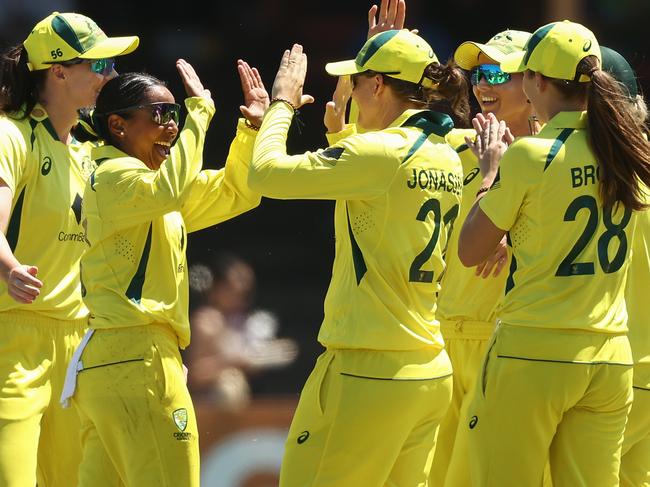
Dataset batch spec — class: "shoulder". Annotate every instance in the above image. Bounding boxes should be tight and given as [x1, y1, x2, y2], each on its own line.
[0, 115, 31, 146]
[445, 128, 476, 152]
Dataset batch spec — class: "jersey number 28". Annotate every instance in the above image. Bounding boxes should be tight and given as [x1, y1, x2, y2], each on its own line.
[556, 195, 631, 276]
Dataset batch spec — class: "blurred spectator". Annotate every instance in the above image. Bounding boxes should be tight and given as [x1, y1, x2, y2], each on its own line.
[186, 253, 298, 410]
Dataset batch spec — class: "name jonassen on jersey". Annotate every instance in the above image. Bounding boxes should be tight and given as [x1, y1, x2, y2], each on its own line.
[407, 168, 462, 196]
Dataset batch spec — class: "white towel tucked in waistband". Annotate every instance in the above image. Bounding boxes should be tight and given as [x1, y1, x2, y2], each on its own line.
[60, 329, 95, 408]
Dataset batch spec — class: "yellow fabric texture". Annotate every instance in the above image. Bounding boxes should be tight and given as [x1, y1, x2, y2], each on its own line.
[430, 337, 489, 487]
[279, 349, 452, 487]
[250, 103, 462, 355]
[73, 323, 198, 487]
[0, 105, 95, 320]
[620, 386, 650, 487]
[81, 97, 260, 348]
[626, 206, 650, 387]
[437, 128, 508, 332]
[0, 311, 86, 487]
[479, 111, 634, 335]
[466, 324, 632, 487]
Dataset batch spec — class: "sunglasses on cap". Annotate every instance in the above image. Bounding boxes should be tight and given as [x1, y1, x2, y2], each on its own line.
[470, 64, 512, 86]
[105, 102, 181, 126]
[59, 58, 115, 76]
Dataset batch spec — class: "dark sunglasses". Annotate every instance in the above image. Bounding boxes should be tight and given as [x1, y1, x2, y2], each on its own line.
[470, 64, 512, 86]
[59, 58, 115, 76]
[110, 102, 181, 126]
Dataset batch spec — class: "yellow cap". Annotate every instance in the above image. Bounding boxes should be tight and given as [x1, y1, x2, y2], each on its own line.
[500, 20, 600, 82]
[325, 30, 439, 87]
[23, 12, 139, 71]
[454, 30, 531, 70]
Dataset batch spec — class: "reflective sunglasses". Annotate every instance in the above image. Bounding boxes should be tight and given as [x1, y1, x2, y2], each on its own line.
[122, 102, 181, 125]
[60, 58, 115, 76]
[470, 64, 512, 86]
[102, 102, 181, 126]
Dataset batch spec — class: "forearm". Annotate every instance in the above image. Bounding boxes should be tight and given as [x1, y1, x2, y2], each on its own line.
[0, 234, 21, 282]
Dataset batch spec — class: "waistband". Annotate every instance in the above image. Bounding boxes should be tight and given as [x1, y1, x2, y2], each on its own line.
[90, 321, 179, 345]
[0, 309, 88, 328]
[440, 319, 496, 340]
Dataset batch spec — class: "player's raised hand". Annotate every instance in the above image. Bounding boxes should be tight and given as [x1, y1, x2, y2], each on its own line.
[465, 112, 510, 184]
[237, 60, 270, 128]
[7, 264, 42, 304]
[324, 76, 352, 133]
[367, 0, 406, 39]
[176, 59, 211, 100]
[271, 44, 314, 109]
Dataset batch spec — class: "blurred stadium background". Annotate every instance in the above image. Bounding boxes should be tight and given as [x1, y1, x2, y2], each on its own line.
[1, 0, 648, 485]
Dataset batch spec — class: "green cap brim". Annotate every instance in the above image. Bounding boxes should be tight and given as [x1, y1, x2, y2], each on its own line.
[79, 36, 139, 60]
[500, 50, 527, 74]
[325, 59, 365, 77]
[454, 41, 510, 70]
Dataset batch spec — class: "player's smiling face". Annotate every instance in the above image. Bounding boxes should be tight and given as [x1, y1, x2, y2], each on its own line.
[472, 54, 531, 127]
[115, 85, 179, 170]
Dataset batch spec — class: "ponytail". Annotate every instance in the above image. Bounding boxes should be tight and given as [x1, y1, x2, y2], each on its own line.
[424, 61, 470, 128]
[379, 60, 470, 128]
[579, 56, 650, 211]
[0, 44, 46, 116]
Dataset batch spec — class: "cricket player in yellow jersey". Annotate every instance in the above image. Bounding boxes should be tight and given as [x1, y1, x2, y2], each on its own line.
[430, 29, 533, 487]
[0, 12, 137, 487]
[458, 21, 650, 487]
[600, 45, 650, 487]
[249, 31, 469, 486]
[61, 61, 263, 486]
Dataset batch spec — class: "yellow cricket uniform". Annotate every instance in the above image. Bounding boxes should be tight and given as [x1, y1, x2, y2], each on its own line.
[430, 128, 510, 487]
[0, 104, 94, 487]
[467, 111, 634, 487]
[620, 204, 650, 486]
[72, 97, 261, 487]
[250, 102, 461, 487]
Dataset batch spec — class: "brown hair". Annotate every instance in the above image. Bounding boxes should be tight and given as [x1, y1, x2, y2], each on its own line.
[0, 44, 47, 117]
[375, 61, 470, 128]
[543, 55, 650, 211]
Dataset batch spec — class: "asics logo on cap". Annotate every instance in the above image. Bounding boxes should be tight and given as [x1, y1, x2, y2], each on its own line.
[583, 40, 592, 52]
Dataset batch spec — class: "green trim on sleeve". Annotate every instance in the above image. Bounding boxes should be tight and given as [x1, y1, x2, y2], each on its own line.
[126, 223, 153, 304]
[544, 128, 575, 171]
[346, 203, 367, 285]
[6, 187, 26, 252]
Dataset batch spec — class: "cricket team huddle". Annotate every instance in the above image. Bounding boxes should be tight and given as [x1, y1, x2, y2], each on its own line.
[0, 0, 648, 485]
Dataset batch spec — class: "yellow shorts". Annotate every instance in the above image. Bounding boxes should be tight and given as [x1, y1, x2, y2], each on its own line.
[620, 374, 650, 487]
[72, 323, 199, 487]
[280, 348, 452, 487]
[0, 310, 85, 487]
[467, 324, 633, 487]
[430, 319, 493, 487]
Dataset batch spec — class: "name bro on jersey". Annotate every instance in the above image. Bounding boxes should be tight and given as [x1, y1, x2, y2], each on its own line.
[571, 164, 599, 188]
[406, 168, 462, 195]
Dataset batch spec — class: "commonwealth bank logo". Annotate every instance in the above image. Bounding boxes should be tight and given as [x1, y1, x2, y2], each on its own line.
[173, 408, 188, 432]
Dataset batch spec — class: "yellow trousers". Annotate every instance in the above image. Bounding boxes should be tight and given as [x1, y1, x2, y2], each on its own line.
[467, 324, 633, 487]
[280, 348, 453, 487]
[430, 320, 492, 487]
[620, 383, 650, 487]
[0, 310, 85, 487]
[72, 323, 199, 487]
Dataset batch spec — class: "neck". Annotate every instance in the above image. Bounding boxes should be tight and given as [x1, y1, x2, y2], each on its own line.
[539, 96, 586, 124]
[504, 114, 534, 138]
[38, 88, 79, 144]
[378, 99, 415, 130]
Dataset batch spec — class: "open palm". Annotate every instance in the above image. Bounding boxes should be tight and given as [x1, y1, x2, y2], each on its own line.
[237, 60, 269, 127]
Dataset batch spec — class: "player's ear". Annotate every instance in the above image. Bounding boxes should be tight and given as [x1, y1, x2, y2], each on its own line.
[107, 114, 127, 140]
